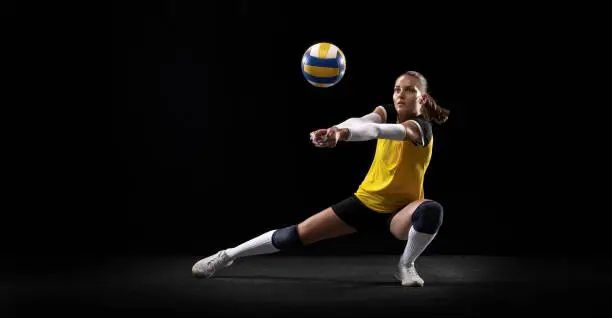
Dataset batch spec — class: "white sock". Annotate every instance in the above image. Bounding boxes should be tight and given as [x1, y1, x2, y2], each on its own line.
[224, 230, 280, 260]
[399, 227, 436, 267]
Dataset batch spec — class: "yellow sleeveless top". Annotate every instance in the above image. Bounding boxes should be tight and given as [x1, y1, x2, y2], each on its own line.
[354, 106, 433, 213]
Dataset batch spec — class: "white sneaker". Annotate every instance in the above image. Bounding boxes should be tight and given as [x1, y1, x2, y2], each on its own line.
[394, 263, 425, 287]
[192, 250, 234, 279]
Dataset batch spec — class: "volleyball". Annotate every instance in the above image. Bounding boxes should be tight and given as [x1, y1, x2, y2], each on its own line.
[301, 42, 346, 88]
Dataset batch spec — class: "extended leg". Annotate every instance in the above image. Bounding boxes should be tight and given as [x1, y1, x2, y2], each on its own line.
[192, 207, 356, 278]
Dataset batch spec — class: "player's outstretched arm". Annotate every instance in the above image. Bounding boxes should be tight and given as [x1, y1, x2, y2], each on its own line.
[310, 106, 386, 148]
[339, 121, 421, 143]
[334, 106, 386, 128]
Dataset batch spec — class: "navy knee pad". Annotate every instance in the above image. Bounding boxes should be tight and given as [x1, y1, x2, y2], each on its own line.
[411, 201, 444, 234]
[271, 225, 303, 250]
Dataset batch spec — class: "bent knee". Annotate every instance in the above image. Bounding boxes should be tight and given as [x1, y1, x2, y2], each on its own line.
[411, 200, 444, 234]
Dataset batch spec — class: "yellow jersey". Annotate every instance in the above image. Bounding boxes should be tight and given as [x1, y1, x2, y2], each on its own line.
[354, 104, 433, 213]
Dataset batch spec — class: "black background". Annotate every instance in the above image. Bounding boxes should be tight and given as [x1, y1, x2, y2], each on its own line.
[54, 1, 606, 260]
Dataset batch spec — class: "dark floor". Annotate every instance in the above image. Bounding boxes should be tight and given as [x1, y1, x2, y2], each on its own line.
[6, 254, 611, 317]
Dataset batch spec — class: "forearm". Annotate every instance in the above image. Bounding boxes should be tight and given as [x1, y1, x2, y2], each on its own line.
[344, 123, 406, 141]
[334, 112, 382, 129]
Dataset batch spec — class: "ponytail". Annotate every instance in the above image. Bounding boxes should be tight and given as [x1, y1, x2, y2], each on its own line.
[422, 97, 450, 124]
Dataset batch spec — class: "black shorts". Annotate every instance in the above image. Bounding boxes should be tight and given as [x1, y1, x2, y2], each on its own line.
[331, 194, 399, 236]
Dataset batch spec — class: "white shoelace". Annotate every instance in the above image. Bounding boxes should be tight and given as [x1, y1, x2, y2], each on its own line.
[206, 251, 227, 269]
[399, 265, 419, 277]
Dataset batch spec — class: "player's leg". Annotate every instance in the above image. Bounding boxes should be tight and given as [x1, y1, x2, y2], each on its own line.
[388, 199, 444, 286]
[192, 206, 357, 278]
[297, 206, 357, 245]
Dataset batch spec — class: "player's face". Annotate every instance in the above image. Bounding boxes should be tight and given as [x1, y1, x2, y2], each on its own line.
[393, 75, 422, 110]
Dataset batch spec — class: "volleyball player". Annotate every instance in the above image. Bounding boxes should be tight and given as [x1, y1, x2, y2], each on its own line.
[192, 71, 450, 287]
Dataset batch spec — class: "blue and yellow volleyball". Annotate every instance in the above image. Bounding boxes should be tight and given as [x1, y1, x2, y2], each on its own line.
[301, 42, 346, 88]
